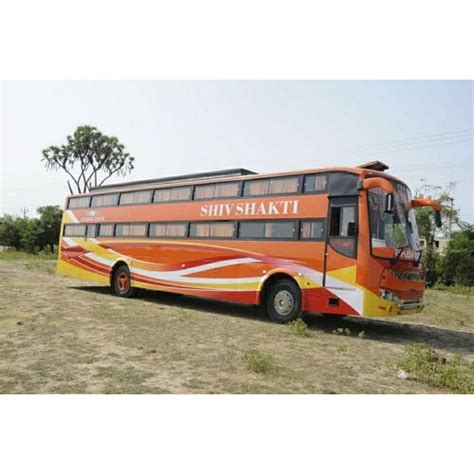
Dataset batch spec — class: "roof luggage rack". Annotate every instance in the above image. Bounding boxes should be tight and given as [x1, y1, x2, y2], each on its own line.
[90, 168, 257, 191]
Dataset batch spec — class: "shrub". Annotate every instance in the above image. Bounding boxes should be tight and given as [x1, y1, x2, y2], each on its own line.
[0, 206, 62, 254]
[438, 227, 474, 286]
[399, 344, 474, 394]
[332, 327, 351, 336]
[242, 349, 279, 374]
[287, 319, 311, 337]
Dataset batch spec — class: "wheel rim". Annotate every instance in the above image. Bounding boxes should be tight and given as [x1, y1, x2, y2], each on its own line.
[274, 289, 295, 316]
[117, 272, 129, 292]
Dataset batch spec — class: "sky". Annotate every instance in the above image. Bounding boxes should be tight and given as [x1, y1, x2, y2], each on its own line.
[1, 80, 472, 222]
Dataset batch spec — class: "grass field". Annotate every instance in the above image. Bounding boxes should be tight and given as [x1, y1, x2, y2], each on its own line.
[0, 254, 473, 394]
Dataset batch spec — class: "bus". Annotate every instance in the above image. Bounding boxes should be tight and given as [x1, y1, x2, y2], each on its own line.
[57, 161, 442, 323]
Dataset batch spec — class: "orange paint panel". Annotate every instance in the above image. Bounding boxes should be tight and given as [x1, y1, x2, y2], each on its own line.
[70, 194, 328, 224]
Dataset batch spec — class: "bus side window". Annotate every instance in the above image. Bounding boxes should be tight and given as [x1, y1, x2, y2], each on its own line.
[86, 224, 97, 238]
[329, 205, 357, 257]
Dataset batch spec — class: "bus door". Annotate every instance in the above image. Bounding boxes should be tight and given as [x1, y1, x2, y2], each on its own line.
[323, 196, 359, 309]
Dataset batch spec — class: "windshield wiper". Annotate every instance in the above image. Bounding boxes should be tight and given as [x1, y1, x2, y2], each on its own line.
[391, 245, 410, 266]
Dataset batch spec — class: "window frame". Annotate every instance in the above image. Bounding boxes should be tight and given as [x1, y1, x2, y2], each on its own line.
[188, 221, 237, 239]
[192, 181, 242, 201]
[303, 173, 329, 195]
[118, 190, 153, 206]
[114, 222, 149, 238]
[86, 224, 98, 238]
[152, 186, 193, 204]
[90, 193, 120, 208]
[97, 223, 116, 238]
[63, 223, 87, 237]
[148, 221, 189, 239]
[67, 196, 91, 209]
[299, 219, 326, 241]
[242, 176, 303, 198]
[327, 197, 358, 259]
[237, 219, 298, 241]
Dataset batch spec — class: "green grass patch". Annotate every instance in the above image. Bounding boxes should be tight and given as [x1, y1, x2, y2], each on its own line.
[0, 249, 57, 260]
[287, 319, 312, 337]
[23, 260, 56, 274]
[242, 349, 279, 374]
[399, 344, 474, 394]
[432, 283, 474, 296]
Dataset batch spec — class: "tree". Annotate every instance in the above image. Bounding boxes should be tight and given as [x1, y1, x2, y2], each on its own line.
[0, 215, 23, 250]
[42, 125, 135, 194]
[439, 223, 474, 286]
[0, 206, 62, 254]
[36, 206, 63, 252]
[414, 180, 459, 246]
[413, 181, 460, 286]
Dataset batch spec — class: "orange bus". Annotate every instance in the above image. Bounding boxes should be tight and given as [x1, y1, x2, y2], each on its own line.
[57, 162, 442, 323]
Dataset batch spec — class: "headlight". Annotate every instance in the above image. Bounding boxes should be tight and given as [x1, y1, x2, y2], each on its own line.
[379, 289, 402, 303]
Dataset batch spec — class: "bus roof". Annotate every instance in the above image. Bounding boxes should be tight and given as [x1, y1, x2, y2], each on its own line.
[77, 163, 409, 197]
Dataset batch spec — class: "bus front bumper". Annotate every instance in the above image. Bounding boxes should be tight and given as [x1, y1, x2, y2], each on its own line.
[378, 289, 425, 315]
[396, 299, 425, 315]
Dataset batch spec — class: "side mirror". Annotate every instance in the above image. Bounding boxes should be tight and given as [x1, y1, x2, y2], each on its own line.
[435, 210, 442, 228]
[347, 222, 357, 236]
[384, 193, 394, 214]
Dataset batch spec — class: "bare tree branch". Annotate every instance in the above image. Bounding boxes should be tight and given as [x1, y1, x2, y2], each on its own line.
[42, 126, 135, 194]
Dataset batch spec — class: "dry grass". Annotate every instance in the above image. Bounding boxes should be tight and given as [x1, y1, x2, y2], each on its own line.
[0, 257, 473, 394]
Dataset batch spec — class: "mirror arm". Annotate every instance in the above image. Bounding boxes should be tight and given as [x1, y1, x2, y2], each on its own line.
[410, 198, 443, 211]
[358, 177, 395, 194]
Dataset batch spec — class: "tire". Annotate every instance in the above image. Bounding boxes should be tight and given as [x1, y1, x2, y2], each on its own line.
[265, 278, 302, 323]
[112, 264, 137, 298]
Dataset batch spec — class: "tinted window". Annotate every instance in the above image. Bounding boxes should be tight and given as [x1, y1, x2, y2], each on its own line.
[149, 223, 187, 238]
[243, 177, 299, 196]
[239, 222, 265, 238]
[300, 220, 325, 240]
[189, 223, 211, 237]
[194, 182, 240, 199]
[98, 224, 115, 237]
[210, 222, 234, 237]
[264, 221, 295, 238]
[91, 193, 119, 207]
[115, 224, 147, 237]
[63, 224, 86, 237]
[189, 222, 235, 238]
[243, 180, 269, 196]
[304, 174, 328, 193]
[86, 224, 97, 238]
[269, 177, 299, 194]
[119, 190, 152, 205]
[153, 187, 192, 203]
[238, 221, 295, 239]
[68, 196, 90, 209]
[194, 186, 214, 200]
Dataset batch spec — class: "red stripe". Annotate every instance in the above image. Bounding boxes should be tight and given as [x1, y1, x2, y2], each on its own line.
[64, 257, 110, 277]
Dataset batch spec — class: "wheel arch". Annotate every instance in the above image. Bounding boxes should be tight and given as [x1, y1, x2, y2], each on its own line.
[258, 270, 302, 306]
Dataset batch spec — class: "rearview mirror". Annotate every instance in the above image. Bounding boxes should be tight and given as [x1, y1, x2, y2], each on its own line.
[435, 210, 442, 228]
[384, 193, 394, 214]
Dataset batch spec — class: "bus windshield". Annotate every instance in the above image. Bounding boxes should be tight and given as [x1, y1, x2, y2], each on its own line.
[368, 183, 420, 257]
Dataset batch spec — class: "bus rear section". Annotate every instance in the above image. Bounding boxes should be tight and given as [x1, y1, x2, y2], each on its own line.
[57, 164, 441, 322]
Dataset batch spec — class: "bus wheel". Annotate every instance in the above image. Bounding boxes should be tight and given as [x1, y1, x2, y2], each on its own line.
[112, 264, 137, 298]
[265, 279, 301, 323]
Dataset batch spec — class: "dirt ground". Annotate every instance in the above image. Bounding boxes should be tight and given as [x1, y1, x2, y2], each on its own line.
[0, 258, 473, 394]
